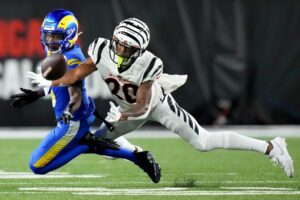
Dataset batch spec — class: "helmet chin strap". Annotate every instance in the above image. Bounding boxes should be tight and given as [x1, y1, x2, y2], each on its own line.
[116, 55, 125, 68]
[47, 47, 62, 55]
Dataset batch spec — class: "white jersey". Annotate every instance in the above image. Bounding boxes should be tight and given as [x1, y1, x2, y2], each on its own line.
[88, 37, 164, 110]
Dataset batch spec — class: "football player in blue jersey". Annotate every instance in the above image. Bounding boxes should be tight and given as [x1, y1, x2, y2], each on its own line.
[10, 9, 161, 183]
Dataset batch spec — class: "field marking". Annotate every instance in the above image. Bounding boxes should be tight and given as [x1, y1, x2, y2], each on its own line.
[186, 172, 237, 176]
[2, 125, 300, 138]
[74, 191, 300, 196]
[221, 187, 295, 191]
[18, 187, 300, 196]
[0, 171, 104, 179]
[1, 180, 298, 184]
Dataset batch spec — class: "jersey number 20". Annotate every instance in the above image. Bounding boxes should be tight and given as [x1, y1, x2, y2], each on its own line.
[105, 78, 138, 103]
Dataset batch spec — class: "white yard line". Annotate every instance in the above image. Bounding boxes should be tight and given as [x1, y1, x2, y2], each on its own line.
[0, 171, 104, 179]
[17, 187, 300, 196]
[74, 191, 300, 196]
[1, 125, 300, 138]
[221, 187, 295, 191]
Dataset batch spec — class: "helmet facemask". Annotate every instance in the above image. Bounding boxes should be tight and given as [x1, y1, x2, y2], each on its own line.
[41, 31, 65, 53]
[109, 36, 142, 68]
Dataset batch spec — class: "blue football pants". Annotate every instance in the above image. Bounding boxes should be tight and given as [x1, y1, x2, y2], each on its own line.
[29, 117, 137, 174]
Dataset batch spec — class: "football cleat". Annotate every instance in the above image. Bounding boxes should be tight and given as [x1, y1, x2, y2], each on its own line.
[103, 145, 143, 160]
[80, 132, 120, 150]
[268, 137, 294, 178]
[134, 145, 143, 153]
[134, 151, 161, 183]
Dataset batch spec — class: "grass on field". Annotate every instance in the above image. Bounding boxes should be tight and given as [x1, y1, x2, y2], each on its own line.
[0, 137, 299, 200]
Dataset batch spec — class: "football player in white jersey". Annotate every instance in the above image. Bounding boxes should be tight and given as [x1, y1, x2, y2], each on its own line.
[28, 18, 294, 178]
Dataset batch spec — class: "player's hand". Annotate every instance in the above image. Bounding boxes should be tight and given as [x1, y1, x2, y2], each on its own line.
[10, 88, 40, 109]
[60, 110, 74, 124]
[107, 101, 121, 122]
[27, 67, 52, 87]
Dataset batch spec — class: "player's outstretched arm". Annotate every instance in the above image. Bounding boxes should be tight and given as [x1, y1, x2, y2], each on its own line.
[27, 57, 98, 87]
[52, 57, 97, 86]
[119, 80, 154, 121]
[10, 87, 45, 109]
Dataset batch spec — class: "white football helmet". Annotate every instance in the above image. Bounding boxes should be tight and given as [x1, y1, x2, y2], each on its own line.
[110, 18, 150, 68]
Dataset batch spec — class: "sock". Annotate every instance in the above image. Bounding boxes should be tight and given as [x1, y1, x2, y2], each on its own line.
[204, 131, 269, 153]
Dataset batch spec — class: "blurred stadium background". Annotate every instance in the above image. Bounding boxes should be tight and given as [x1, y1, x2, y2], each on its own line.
[1, 0, 300, 126]
[1, 1, 300, 199]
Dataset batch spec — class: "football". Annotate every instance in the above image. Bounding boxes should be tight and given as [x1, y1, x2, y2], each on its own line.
[41, 53, 67, 80]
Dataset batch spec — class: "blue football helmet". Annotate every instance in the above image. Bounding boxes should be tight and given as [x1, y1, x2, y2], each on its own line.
[40, 9, 79, 54]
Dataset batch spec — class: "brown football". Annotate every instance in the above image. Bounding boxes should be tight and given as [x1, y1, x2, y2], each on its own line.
[41, 53, 67, 80]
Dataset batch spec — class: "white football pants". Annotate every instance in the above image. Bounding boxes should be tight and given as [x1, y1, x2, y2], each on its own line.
[98, 94, 268, 154]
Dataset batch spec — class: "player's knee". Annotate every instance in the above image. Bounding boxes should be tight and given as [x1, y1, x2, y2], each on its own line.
[190, 140, 208, 152]
[189, 132, 214, 152]
[29, 163, 46, 175]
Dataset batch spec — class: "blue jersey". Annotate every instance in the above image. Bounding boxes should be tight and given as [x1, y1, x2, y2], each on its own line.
[48, 45, 95, 121]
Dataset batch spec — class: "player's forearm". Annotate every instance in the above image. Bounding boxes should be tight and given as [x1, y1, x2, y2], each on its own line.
[52, 70, 79, 86]
[120, 81, 154, 120]
[120, 103, 150, 120]
[68, 87, 82, 113]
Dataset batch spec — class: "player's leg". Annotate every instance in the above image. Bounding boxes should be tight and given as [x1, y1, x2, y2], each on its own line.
[29, 119, 139, 174]
[29, 120, 89, 174]
[94, 120, 161, 183]
[151, 95, 267, 152]
[95, 123, 142, 152]
[30, 145, 90, 174]
[151, 94, 294, 177]
[91, 147, 160, 183]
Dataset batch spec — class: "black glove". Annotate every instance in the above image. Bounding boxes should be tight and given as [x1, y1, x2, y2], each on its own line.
[10, 88, 40, 109]
[60, 110, 74, 124]
[57, 102, 75, 124]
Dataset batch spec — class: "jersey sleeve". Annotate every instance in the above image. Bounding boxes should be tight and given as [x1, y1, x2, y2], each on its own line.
[142, 57, 163, 82]
[66, 58, 83, 70]
[63, 48, 84, 70]
[87, 37, 108, 66]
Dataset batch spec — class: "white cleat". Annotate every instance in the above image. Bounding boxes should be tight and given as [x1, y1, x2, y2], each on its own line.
[268, 137, 294, 178]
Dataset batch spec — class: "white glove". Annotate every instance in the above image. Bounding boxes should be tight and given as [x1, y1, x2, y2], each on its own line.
[107, 101, 121, 122]
[27, 67, 52, 87]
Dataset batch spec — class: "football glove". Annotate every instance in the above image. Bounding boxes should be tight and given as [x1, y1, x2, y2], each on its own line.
[57, 102, 75, 124]
[60, 110, 74, 124]
[10, 88, 40, 109]
[27, 67, 52, 87]
[107, 101, 121, 122]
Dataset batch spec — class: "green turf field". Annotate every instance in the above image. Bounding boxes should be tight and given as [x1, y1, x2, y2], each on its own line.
[0, 137, 299, 200]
